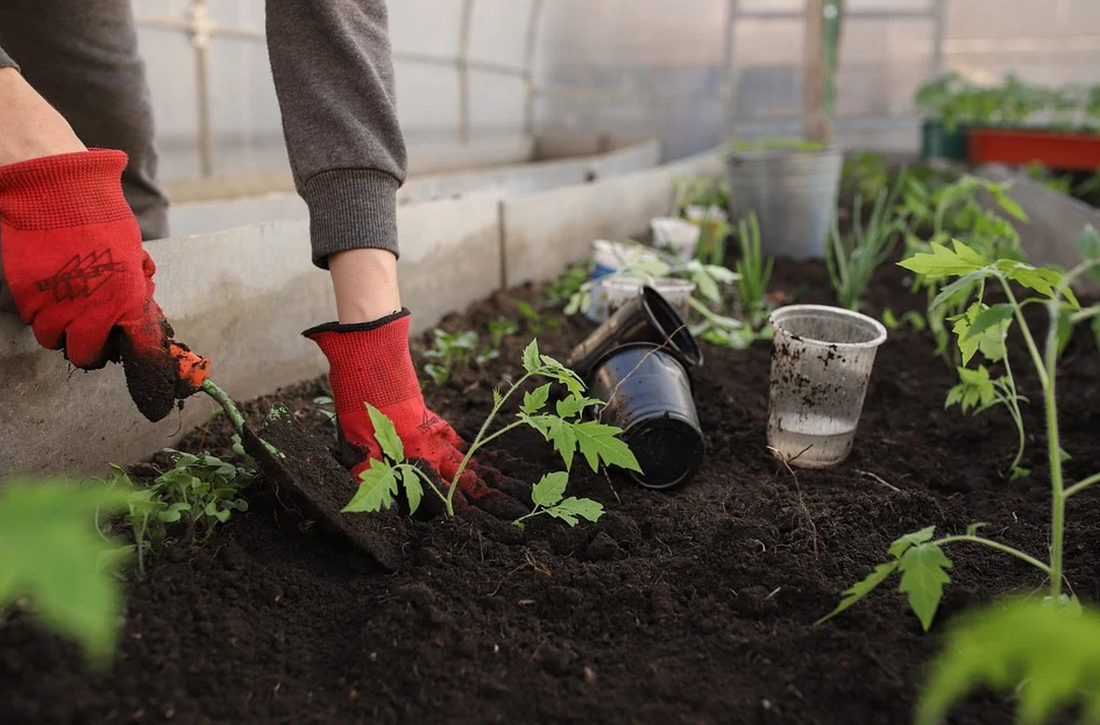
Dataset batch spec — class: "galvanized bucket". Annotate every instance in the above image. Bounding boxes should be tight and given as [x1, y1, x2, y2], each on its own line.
[725, 147, 842, 260]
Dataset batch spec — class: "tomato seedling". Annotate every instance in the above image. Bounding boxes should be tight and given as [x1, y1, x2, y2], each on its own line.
[821, 234, 1100, 630]
[344, 339, 640, 519]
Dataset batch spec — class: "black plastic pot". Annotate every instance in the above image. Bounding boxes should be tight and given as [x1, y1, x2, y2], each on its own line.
[567, 285, 703, 381]
[588, 343, 705, 490]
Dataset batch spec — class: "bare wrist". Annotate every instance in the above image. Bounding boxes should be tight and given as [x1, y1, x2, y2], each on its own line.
[0, 68, 86, 167]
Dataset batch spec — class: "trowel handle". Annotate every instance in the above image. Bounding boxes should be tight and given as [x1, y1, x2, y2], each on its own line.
[169, 341, 212, 389]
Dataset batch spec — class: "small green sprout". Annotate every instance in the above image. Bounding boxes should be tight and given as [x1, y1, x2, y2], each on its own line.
[423, 328, 479, 387]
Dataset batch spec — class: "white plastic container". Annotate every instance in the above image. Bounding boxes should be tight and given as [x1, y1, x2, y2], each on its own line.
[591, 240, 660, 279]
[650, 217, 701, 261]
[597, 276, 695, 322]
[767, 304, 887, 468]
[685, 205, 728, 224]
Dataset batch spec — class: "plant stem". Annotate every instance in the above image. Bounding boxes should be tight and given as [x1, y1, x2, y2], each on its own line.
[998, 276, 1049, 389]
[446, 371, 534, 515]
[199, 379, 284, 459]
[201, 379, 245, 435]
[512, 507, 547, 527]
[1044, 301, 1066, 600]
[933, 535, 1051, 575]
[400, 464, 449, 505]
[1064, 471, 1100, 498]
[999, 354, 1026, 471]
[473, 421, 528, 451]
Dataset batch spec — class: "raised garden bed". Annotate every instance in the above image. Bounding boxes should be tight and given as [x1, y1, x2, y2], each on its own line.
[3, 249, 1099, 723]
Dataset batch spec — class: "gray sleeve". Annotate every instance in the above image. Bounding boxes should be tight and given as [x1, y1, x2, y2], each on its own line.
[265, 0, 407, 268]
[0, 45, 18, 70]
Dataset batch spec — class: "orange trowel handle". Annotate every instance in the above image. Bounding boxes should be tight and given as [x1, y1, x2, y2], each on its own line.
[170, 341, 211, 389]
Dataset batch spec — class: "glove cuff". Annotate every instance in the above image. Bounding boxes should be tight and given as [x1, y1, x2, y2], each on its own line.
[304, 310, 422, 415]
[0, 149, 132, 230]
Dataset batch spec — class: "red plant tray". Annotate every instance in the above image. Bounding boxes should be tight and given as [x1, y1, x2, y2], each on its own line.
[967, 127, 1100, 171]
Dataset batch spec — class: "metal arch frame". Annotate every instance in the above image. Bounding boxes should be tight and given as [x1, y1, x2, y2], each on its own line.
[136, 0, 547, 178]
[722, 0, 951, 133]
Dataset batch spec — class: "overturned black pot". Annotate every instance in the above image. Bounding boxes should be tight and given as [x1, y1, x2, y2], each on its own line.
[588, 342, 705, 490]
[567, 286, 703, 381]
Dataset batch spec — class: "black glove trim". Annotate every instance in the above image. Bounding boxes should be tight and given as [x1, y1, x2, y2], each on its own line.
[302, 308, 410, 337]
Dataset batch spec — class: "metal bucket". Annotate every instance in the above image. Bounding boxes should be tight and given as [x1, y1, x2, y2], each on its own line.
[724, 147, 842, 260]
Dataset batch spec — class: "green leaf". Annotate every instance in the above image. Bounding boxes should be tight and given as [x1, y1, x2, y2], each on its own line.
[899, 240, 987, 278]
[401, 467, 423, 515]
[531, 471, 569, 508]
[1059, 447, 1072, 462]
[555, 395, 599, 419]
[572, 420, 642, 473]
[930, 270, 987, 311]
[916, 599, 1100, 725]
[365, 404, 403, 462]
[1077, 223, 1100, 260]
[693, 269, 722, 303]
[520, 383, 551, 416]
[545, 496, 605, 526]
[522, 415, 579, 471]
[815, 561, 900, 626]
[953, 303, 1007, 364]
[492, 387, 504, 406]
[522, 339, 541, 373]
[538, 354, 586, 397]
[991, 188, 1029, 221]
[882, 308, 898, 329]
[1011, 466, 1031, 481]
[963, 303, 1015, 341]
[343, 460, 399, 513]
[898, 543, 953, 631]
[0, 480, 133, 662]
[997, 261, 1079, 309]
[888, 525, 936, 558]
[965, 522, 987, 536]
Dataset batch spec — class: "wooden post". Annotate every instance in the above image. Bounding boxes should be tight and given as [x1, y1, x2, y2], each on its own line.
[802, 0, 843, 144]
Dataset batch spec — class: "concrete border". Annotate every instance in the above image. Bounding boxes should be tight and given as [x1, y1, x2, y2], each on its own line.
[1, 146, 722, 476]
[168, 138, 662, 237]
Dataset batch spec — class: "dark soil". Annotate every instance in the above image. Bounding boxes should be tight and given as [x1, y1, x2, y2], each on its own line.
[4, 260, 1100, 725]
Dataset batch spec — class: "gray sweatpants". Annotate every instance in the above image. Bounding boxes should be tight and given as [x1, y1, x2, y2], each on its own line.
[0, 0, 406, 266]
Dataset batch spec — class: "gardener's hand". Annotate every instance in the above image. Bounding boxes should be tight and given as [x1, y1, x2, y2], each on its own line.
[0, 149, 187, 422]
[305, 310, 527, 519]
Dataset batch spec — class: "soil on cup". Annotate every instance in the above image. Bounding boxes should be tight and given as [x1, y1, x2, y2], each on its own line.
[2, 260, 1098, 724]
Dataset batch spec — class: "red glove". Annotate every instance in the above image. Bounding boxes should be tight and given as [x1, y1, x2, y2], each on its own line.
[305, 310, 525, 518]
[0, 149, 187, 421]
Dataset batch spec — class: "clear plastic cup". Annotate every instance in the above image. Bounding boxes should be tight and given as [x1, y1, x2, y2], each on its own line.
[650, 217, 701, 261]
[767, 304, 887, 468]
[601, 276, 695, 321]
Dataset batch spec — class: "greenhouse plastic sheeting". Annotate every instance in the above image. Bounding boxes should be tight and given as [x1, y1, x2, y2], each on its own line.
[124, 0, 1100, 183]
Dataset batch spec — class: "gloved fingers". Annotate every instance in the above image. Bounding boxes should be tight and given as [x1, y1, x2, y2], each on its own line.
[476, 463, 532, 502]
[59, 316, 115, 369]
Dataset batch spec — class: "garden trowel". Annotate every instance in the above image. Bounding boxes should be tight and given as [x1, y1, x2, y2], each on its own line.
[169, 343, 403, 570]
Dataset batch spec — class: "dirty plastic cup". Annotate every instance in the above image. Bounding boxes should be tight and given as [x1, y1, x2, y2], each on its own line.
[650, 217, 701, 261]
[588, 343, 705, 490]
[767, 304, 887, 469]
[568, 285, 703, 381]
[591, 240, 660, 280]
[600, 276, 695, 321]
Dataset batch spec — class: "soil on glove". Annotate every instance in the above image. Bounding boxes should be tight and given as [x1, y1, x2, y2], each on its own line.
[4, 260, 1100, 725]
